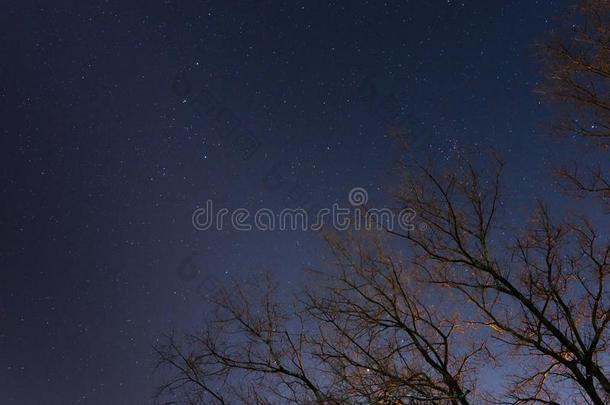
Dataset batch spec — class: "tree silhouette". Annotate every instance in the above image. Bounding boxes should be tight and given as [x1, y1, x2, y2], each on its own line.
[537, 0, 610, 211]
[155, 2, 610, 403]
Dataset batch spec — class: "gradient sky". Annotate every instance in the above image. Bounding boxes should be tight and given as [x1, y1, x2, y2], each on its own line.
[2, 0, 594, 403]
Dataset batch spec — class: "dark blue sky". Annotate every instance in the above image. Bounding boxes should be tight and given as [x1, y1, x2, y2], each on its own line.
[1, 0, 586, 403]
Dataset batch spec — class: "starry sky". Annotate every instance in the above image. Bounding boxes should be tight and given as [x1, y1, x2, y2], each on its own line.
[1, 0, 589, 403]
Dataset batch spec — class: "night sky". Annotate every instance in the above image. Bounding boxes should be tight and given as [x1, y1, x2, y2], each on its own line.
[2, 0, 592, 403]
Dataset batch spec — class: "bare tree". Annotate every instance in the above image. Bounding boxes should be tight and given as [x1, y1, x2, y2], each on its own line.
[154, 274, 327, 404]
[536, 0, 610, 210]
[394, 156, 610, 404]
[304, 232, 480, 404]
[154, 236, 481, 404]
[155, 153, 608, 404]
[155, 2, 610, 404]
